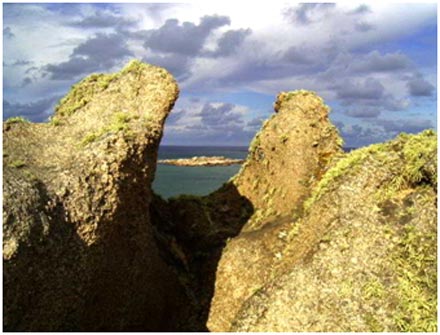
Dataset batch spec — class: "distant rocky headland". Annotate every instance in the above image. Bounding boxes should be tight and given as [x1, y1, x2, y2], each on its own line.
[158, 156, 244, 166]
[3, 60, 437, 332]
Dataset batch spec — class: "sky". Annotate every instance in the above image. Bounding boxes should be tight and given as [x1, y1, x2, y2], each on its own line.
[3, 2, 437, 147]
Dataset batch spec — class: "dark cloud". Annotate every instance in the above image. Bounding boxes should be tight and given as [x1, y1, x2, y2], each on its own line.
[337, 78, 384, 100]
[166, 109, 186, 125]
[345, 107, 381, 118]
[3, 27, 14, 38]
[199, 102, 244, 128]
[3, 96, 60, 122]
[12, 60, 32, 67]
[407, 75, 435, 97]
[143, 53, 192, 80]
[348, 4, 371, 15]
[73, 33, 133, 60]
[335, 77, 409, 113]
[44, 33, 133, 80]
[282, 46, 315, 64]
[337, 122, 382, 148]
[143, 15, 230, 55]
[67, 11, 137, 29]
[349, 51, 410, 73]
[246, 117, 264, 131]
[25, 66, 38, 74]
[284, 3, 336, 25]
[163, 100, 254, 146]
[21, 77, 33, 87]
[375, 118, 433, 135]
[207, 28, 252, 57]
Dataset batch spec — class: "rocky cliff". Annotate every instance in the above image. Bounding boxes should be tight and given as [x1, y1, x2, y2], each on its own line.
[3, 61, 437, 332]
[3, 60, 193, 331]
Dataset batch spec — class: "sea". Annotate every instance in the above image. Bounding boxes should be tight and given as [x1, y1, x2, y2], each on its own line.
[153, 146, 248, 198]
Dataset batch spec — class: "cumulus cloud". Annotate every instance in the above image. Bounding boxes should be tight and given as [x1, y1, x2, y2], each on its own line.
[375, 118, 434, 135]
[348, 4, 371, 15]
[44, 33, 133, 80]
[348, 51, 410, 73]
[144, 53, 192, 80]
[206, 28, 252, 57]
[67, 11, 138, 29]
[199, 102, 245, 128]
[337, 78, 385, 101]
[3, 27, 14, 38]
[345, 107, 381, 118]
[3, 96, 60, 122]
[162, 99, 255, 145]
[284, 3, 336, 25]
[407, 75, 435, 97]
[143, 15, 230, 55]
[11, 60, 32, 67]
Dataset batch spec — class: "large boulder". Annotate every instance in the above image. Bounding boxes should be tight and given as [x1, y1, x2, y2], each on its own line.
[3, 60, 191, 331]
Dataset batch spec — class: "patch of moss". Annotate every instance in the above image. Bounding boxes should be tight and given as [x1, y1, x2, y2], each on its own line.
[5, 116, 30, 124]
[362, 278, 385, 300]
[80, 112, 132, 146]
[120, 59, 150, 75]
[249, 135, 261, 154]
[54, 72, 119, 118]
[376, 130, 437, 201]
[391, 223, 437, 332]
[305, 130, 437, 211]
[303, 145, 374, 210]
[49, 116, 63, 126]
[8, 160, 26, 168]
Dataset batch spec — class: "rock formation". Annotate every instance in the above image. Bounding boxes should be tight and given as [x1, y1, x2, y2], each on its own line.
[3, 61, 437, 332]
[3, 60, 192, 331]
[206, 90, 343, 331]
[158, 156, 244, 166]
[230, 130, 437, 332]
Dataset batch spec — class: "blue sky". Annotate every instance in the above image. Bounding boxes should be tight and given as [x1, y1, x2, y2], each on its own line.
[3, 2, 437, 147]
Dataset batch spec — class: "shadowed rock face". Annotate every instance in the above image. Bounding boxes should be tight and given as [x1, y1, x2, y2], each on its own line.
[3, 60, 191, 331]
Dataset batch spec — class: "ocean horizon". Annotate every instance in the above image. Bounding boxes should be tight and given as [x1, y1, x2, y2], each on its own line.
[153, 145, 248, 198]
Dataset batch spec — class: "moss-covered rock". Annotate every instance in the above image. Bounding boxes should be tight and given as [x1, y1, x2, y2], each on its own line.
[3, 60, 191, 331]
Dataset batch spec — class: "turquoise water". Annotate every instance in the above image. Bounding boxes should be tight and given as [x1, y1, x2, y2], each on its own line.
[153, 146, 248, 198]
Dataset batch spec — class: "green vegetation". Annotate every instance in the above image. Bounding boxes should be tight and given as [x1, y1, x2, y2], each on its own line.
[80, 112, 132, 146]
[50, 117, 63, 126]
[392, 222, 437, 332]
[249, 135, 261, 154]
[5, 116, 30, 124]
[8, 160, 26, 168]
[120, 59, 151, 75]
[54, 72, 118, 118]
[304, 130, 437, 211]
[376, 130, 437, 200]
